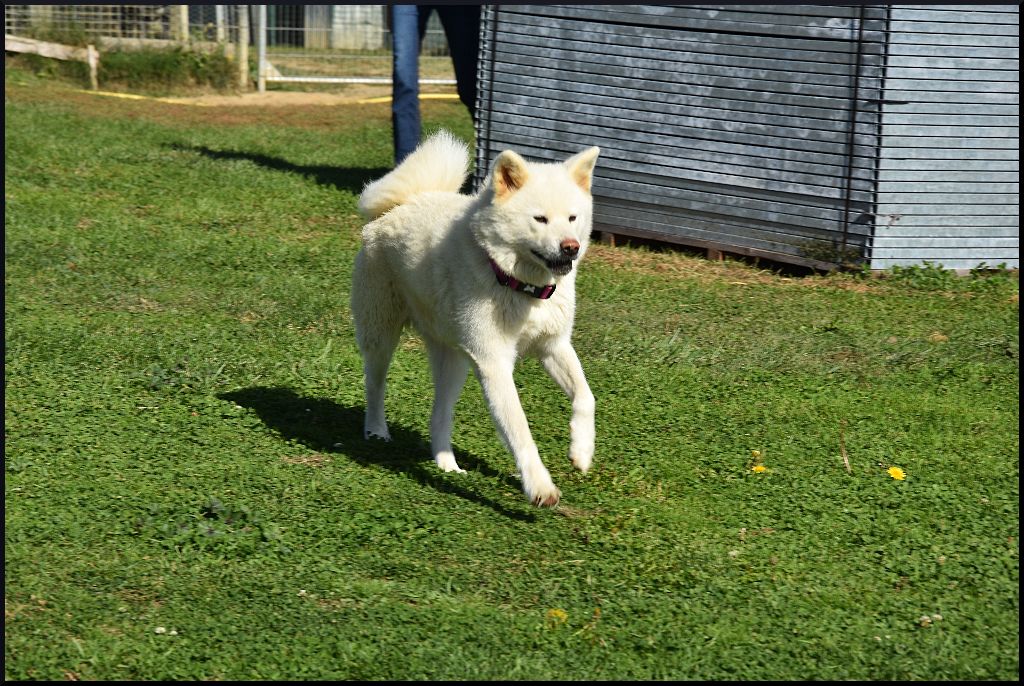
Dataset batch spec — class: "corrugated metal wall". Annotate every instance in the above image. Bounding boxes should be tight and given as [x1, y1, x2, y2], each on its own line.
[871, 5, 1019, 270]
[474, 4, 1020, 271]
[475, 4, 889, 269]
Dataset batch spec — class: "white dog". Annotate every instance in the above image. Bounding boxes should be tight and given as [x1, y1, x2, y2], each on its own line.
[351, 131, 600, 507]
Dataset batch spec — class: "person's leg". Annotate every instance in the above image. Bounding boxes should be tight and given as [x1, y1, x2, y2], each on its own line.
[436, 5, 481, 120]
[391, 5, 421, 164]
[417, 5, 434, 41]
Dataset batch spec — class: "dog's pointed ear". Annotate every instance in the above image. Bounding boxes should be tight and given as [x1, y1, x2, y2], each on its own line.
[492, 150, 530, 201]
[564, 146, 601, 192]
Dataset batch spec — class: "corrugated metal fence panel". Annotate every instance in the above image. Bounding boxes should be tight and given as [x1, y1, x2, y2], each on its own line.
[475, 5, 889, 267]
[870, 5, 1019, 270]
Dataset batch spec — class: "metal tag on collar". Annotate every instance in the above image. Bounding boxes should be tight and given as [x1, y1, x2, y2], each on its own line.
[488, 258, 556, 300]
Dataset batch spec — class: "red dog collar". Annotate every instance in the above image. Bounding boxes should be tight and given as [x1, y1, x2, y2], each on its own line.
[488, 258, 556, 300]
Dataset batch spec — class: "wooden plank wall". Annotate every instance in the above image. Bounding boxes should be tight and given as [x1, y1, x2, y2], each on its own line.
[474, 4, 889, 269]
[871, 5, 1019, 270]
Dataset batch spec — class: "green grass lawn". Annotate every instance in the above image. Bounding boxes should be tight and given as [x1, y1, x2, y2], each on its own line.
[4, 64, 1019, 680]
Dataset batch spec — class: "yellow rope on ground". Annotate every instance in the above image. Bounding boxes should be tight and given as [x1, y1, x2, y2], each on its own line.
[356, 94, 460, 104]
[76, 90, 460, 106]
[75, 90, 218, 106]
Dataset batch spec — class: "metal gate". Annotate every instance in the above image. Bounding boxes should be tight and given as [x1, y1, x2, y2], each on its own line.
[254, 4, 456, 88]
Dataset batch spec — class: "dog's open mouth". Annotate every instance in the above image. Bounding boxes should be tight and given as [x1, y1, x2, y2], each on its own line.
[532, 250, 574, 276]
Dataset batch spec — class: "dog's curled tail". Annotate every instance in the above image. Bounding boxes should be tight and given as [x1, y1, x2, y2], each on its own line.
[357, 130, 470, 221]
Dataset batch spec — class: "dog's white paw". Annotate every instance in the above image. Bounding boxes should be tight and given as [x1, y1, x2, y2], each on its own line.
[570, 446, 593, 474]
[522, 469, 561, 507]
[569, 431, 594, 473]
[435, 452, 466, 474]
[529, 485, 561, 508]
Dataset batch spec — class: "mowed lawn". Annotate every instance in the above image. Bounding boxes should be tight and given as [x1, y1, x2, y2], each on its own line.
[4, 65, 1019, 680]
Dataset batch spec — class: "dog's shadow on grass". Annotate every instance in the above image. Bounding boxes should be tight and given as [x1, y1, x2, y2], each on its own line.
[170, 144, 390, 195]
[219, 386, 536, 522]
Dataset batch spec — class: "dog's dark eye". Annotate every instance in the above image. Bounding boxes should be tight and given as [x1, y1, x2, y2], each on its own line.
[533, 216, 548, 224]
[568, 215, 577, 222]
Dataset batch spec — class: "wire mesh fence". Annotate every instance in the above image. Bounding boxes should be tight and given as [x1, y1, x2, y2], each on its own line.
[257, 5, 455, 85]
[4, 5, 455, 85]
[5, 5, 185, 42]
[4, 5, 249, 44]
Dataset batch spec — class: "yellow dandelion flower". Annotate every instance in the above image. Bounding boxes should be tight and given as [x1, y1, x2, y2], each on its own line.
[750, 450, 762, 458]
[887, 466, 906, 480]
[546, 608, 568, 625]
[752, 465, 767, 473]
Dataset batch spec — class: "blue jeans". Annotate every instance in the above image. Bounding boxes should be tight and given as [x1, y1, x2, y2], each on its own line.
[392, 5, 481, 164]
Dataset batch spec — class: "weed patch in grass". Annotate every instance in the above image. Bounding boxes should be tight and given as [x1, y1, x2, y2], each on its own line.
[7, 43, 239, 96]
[98, 46, 237, 94]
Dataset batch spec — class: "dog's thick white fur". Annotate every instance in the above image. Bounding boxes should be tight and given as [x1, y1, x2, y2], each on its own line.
[352, 131, 599, 507]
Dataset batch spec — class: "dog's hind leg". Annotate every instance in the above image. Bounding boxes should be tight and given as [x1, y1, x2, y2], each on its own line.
[426, 340, 469, 473]
[351, 250, 406, 441]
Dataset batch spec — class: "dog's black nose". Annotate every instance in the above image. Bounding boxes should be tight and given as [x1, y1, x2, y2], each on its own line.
[560, 239, 580, 259]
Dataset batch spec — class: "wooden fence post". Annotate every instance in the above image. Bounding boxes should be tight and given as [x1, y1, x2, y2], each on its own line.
[256, 5, 267, 93]
[175, 5, 190, 42]
[237, 5, 250, 90]
[86, 44, 99, 90]
[215, 5, 227, 43]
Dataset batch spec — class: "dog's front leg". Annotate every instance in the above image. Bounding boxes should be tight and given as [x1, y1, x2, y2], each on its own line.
[540, 340, 595, 473]
[474, 357, 560, 507]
